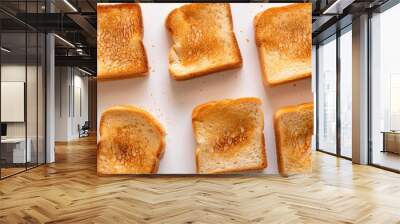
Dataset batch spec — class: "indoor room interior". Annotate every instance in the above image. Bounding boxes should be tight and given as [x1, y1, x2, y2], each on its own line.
[0, 0, 400, 223]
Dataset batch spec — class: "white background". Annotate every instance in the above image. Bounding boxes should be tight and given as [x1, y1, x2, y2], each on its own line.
[97, 3, 313, 174]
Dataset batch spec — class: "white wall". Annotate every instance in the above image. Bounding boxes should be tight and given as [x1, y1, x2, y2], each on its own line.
[55, 66, 70, 141]
[54, 67, 89, 141]
[72, 73, 89, 138]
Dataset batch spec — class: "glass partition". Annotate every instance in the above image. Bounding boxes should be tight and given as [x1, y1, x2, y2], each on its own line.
[0, 1, 46, 179]
[27, 30, 38, 169]
[1, 30, 28, 177]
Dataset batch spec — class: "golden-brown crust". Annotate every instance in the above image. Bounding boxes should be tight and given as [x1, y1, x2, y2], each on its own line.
[99, 105, 166, 137]
[198, 162, 267, 174]
[166, 3, 243, 80]
[151, 135, 166, 173]
[192, 97, 267, 174]
[97, 3, 149, 81]
[192, 97, 262, 120]
[260, 133, 267, 169]
[254, 3, 311, 86]
[274, 103, 313, 177]
[97, 105, 165, 175]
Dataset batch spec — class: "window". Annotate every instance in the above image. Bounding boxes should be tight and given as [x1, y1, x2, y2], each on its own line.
[317, 36, 337, 154]
[339, 27, 352, 158]
[370, 3, 400, 171]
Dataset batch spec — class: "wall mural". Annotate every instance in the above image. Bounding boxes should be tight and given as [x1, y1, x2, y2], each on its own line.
[96, 3, 313, 175]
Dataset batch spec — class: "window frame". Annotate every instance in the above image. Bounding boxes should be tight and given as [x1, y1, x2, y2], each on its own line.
[315, 24, 353, 161]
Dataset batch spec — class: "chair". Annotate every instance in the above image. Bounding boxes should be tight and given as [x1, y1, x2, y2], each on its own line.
[79, 121, 90, 138]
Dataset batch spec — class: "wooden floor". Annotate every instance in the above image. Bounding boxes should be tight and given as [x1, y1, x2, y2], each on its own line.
[373, 150, 400, 171]
[1, 167, 26, 178]
[1, 136, 400, 224]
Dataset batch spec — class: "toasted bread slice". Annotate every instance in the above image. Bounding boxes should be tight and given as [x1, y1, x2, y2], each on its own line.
[274, 103, 313, 176]
[97, 3, 148, 81]
[166, 3, 242, 80]
[97, 105, 165, 175]
[254, 3, 312, 86]
[192, 98, 267, 174]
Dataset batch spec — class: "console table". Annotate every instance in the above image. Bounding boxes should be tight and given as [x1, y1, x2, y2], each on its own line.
[1, 138, 32, 164]
[381, 131, 400, 154]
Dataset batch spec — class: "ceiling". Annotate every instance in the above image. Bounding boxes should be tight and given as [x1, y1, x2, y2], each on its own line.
[0, 0, 97, 74]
